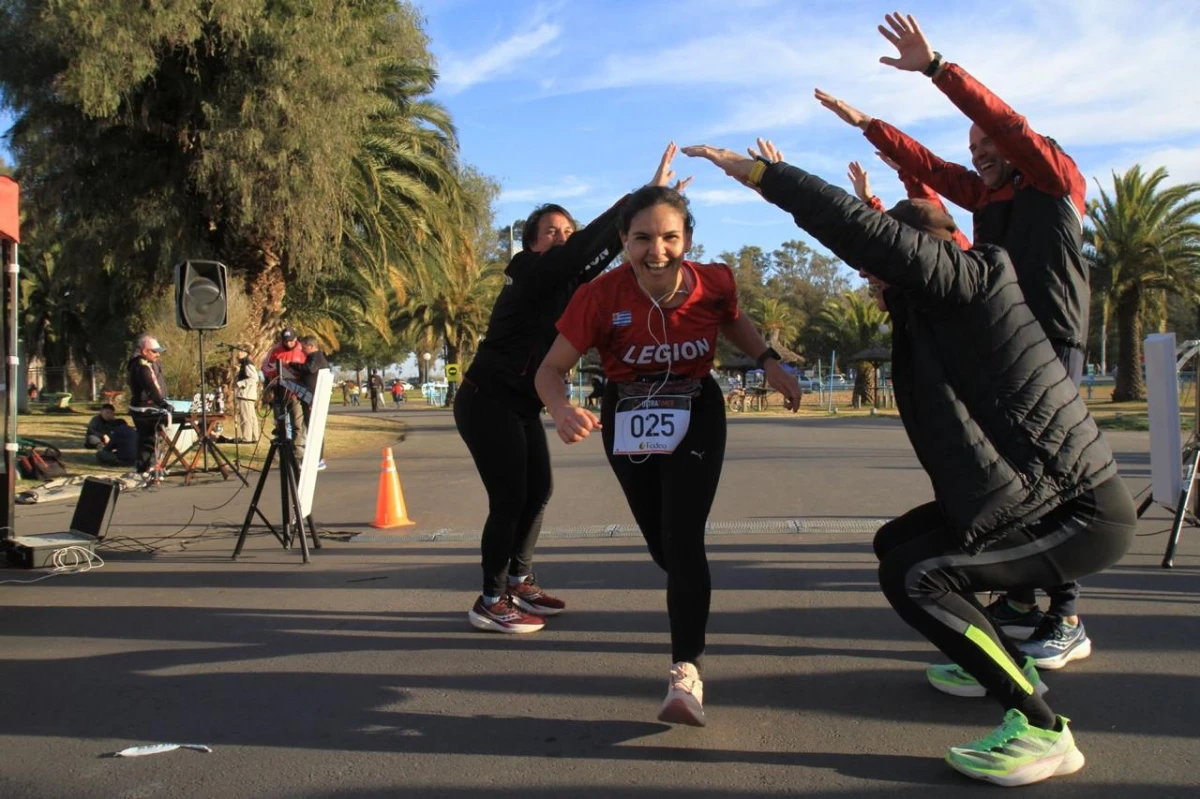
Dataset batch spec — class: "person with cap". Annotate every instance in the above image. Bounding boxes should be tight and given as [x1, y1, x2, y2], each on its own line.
[126, 333, 172, 474]
[233, 345, 261, 444]
[368, 370, 384, 412]
[261, 328, 310, 458]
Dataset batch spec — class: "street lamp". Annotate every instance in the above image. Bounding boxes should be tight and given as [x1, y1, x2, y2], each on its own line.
[423, 352, 431, 386]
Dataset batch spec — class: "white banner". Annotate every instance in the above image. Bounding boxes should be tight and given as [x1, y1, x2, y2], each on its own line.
[298, 368, 332, 517]
[1145, 333, 1182, 505]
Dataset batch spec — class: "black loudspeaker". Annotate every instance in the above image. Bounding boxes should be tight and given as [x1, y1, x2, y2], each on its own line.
[175, 260, 228, 330]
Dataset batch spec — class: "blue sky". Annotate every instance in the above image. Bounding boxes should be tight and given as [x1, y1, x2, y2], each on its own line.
[416, 0, 1200, 263]
[4, 0, 1199, 269]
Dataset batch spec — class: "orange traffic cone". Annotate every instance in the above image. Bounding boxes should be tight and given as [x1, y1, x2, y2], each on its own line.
[371, 447, 415, 528]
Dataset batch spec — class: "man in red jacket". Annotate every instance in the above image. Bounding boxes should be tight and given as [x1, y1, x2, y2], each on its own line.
[815, 12, 1092, 677]
[261, 328, 310, 457]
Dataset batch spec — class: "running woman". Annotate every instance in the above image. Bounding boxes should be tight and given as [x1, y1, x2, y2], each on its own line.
[684, 140, 1135, 786]
[456, 144, 688, 635]
[536, 183, 801, 727]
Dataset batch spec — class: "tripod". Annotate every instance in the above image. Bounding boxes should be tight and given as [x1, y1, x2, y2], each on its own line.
[231, 388, 320, 563]
[192, 330, 247, 485]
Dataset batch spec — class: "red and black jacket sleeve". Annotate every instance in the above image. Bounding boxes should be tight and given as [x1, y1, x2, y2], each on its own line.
[933, 63, 1085, 217]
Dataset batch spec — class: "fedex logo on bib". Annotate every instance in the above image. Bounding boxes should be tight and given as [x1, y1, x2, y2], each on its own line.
[620, 338, 711, 366]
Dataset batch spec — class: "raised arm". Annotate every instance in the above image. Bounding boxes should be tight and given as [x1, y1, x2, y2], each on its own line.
[815, 88, 989, 211]
[877, 12, 1084, 205]
[683, 145, 989, 306]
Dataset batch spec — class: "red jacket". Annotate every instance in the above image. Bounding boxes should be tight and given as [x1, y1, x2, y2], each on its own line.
[261, 342, 308, 381]
[864, 62, 1089, 347]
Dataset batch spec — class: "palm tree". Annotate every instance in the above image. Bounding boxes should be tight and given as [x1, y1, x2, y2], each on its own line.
[1087, 166, 1200, 402]
[749, 297, 804, 362]
[815, 292, 890, 407]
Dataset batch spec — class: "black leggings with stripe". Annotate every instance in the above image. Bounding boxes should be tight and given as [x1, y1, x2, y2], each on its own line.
[602, 375, 726, 668]
[875, 476, 1135, 718]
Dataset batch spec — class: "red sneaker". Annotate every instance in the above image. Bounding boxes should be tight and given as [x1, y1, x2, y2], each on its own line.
[468, 596, 545, 634]
[508, 579, 566, 616]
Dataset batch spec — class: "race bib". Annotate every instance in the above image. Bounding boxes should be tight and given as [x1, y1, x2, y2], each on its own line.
[612, 395, 692, 455]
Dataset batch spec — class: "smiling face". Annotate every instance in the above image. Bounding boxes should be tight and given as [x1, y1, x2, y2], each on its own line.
[621, 202, 693, 301]
[530, 211, 575, 253]
[969, 124, 1015, 189]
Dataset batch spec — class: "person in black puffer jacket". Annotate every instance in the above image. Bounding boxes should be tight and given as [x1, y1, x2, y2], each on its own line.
[684, 142, 1135, 788]
[456, 143, 689, 635]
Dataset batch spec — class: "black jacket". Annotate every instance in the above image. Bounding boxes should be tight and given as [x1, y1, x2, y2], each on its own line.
[300, 350, 330, 397]
[127, 354, 170, 413]
[759, 162, 1116, 552]
[865, 64, 1089, 347]
[466, 196, 626, 417]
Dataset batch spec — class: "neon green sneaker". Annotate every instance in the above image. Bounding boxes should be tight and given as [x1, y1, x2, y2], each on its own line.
[946, 709, 1085, 787]
[926, 656, 1047, 698]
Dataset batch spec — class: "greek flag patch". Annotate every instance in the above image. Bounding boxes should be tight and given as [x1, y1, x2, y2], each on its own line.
[612, 310, 632, 327]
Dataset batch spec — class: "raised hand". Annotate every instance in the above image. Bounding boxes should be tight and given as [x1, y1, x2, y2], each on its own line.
[747, 137, 784, 163]
[814, 89, 872, 129]
[848, 161, 873, 203]
[877, 13, 935, 73]
[681, 144, 756, 186]
[651, 141, 692, 190]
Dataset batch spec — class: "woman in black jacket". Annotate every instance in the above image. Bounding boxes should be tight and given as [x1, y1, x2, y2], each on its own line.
[685, 142, 1135, 788]
[457, 143, 689, 635]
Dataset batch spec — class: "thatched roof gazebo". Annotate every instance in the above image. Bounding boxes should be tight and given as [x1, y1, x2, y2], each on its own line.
[850, 346, 892, 410]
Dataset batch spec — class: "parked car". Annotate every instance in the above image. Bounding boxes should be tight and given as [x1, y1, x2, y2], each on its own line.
[801, 374, 851, 391]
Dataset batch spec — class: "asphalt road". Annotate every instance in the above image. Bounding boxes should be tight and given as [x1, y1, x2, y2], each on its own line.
[2, 407, 1196, 798]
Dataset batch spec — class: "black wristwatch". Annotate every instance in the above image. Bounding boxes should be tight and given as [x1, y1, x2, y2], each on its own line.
[923, 51, 944, 78]
[756, 346, 781, 369]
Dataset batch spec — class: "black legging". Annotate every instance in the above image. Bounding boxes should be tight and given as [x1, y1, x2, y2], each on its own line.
[1007, 342, 1087, 616]
[602, 375, 726, 668]
[875, 476, 1135, 724]
[454, 380, 552, 598]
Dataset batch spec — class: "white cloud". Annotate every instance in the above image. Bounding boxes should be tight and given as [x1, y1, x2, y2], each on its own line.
[687, 187, 762, 206]
[498, 175, 591, 204]
[438, 23, 561, 94]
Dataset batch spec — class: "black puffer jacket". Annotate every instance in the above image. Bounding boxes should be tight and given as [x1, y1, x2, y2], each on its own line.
[467, 196, 626, 418]
[759, 163, 1116, 552]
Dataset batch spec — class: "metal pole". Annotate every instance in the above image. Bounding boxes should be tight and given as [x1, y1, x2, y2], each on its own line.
[2, 240, 18, 541]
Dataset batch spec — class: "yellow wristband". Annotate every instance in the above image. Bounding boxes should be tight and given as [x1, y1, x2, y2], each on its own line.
[747, 159, 768, 186]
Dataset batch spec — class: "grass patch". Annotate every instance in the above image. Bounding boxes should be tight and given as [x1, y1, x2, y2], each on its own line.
[15, 407, 407, 482]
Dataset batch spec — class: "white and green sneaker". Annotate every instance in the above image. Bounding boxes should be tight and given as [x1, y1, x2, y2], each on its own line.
[926, 656, 1047, 698]
[946, 709, 1085, 787]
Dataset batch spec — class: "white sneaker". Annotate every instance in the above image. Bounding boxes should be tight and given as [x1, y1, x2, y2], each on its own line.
[657, 661, 706, 727]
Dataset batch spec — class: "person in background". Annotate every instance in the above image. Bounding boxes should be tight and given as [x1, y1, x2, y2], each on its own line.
[84, 403, 126, 449]
[262, 328, 309, 459]
[391, 379, 405, 408]
[298, 336, 330, 470]
[368, 370, 383, 412]
[126, 333, 171, 474]
[233, 345, 261, 444]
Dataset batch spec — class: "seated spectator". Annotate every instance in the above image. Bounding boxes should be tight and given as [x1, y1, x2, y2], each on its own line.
[84, 403, 127, 449]
[97, 424, 138, 467]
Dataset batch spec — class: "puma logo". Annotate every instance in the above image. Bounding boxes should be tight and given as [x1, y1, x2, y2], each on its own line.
[690, 450, 704, 460]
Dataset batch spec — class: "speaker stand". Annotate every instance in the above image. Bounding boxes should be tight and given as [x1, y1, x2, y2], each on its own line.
[189, 330, 247, 486]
